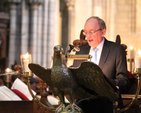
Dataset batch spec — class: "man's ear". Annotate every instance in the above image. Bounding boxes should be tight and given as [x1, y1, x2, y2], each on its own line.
[101, 29, 106, 37]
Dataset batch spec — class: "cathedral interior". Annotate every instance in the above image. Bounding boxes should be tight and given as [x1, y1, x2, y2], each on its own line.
[0, 0, 141, 113]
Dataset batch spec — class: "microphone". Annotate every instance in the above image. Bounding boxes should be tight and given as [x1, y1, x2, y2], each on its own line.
[67, 44, 80, 53]
[67, 44, 74, 53]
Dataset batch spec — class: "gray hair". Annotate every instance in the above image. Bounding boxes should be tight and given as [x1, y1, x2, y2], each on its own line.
[86, 16, 106, 30]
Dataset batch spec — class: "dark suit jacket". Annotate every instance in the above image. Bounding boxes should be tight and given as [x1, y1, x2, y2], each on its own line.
[73, 38, 129, 91]
[73, 38, 128, 112]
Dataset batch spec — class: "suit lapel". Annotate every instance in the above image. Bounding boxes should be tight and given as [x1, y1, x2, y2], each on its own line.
[99, 39, 110, 69]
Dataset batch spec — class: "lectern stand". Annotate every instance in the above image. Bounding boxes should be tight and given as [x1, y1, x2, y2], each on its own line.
[0, 101, 34, 113]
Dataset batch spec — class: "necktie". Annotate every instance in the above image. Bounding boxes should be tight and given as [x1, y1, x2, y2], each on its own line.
[93, 48, 98, 64]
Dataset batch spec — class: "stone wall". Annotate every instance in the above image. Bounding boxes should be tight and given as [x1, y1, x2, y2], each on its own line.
[0, 0, 141, 71]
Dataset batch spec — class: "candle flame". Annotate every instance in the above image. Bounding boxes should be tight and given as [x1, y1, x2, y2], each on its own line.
[138, 49, 141, 56]
[23, 52, 29, 59]
[5, 68, 12, 73]
[130, 46, 133, 50]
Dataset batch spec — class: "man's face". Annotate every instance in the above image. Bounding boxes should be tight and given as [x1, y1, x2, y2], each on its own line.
[84, 18, 106, 48]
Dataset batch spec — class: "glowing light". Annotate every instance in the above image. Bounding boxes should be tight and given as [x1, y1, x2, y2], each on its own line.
[5, 68, 12, 73]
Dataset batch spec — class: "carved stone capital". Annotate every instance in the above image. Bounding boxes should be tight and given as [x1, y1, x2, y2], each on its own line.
[64, 0, 75, 11]
[26, 0, 44, 5]
[6, 0, 22, 4]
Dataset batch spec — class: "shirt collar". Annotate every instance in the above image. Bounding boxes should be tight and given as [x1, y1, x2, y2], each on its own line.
[91, 37, 105, 51]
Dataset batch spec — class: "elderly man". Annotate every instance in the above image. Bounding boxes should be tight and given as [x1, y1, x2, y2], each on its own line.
[73, 16, 129, 113]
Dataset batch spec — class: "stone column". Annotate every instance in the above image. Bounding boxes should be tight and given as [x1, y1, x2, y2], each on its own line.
[65, 0, 75, 45]
[30, 4, 38, 63]
[27, 0, 43, 63]
[136, 0, 141, 32]
[109, 0, 116, 41]
[42, 0, 48, 68]
[93, 0, 102, 17]
[106, 0, 116, 41]
[46, 0, 59, 68]
[21, 0, 29, 55]
[130, 0, 136, 33]
[7, 0, 21, 68]
[63, 0, 75, 67]
[37, 5, 43, 65]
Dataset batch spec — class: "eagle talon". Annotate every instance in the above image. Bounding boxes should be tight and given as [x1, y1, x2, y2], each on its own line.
[55, 103, 66, 113]
[64, 103, 83, 113]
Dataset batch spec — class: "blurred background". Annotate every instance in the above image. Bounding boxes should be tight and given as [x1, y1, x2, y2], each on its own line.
[0, 0, 140, 72]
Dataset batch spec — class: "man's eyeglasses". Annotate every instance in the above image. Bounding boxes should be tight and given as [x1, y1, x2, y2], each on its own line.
[83, 29, 102, 36]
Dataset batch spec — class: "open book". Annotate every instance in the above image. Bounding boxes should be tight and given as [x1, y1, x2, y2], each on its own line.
[11, 78, 36, 100]
[0, 86, 22, 101]
[0, 78, 36, 101]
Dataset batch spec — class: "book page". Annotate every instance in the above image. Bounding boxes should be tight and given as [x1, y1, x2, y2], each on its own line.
[0, 86, 22, 101]
[11, 78, 36, 100]
[0, 91, 11, 100]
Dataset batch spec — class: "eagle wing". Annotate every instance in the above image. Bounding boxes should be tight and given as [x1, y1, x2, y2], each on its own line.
[28, 63, 54, 91]
[69, 61, 119, 101]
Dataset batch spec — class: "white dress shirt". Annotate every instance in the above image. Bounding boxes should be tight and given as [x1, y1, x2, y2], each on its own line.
[88, 38, 105, 65]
